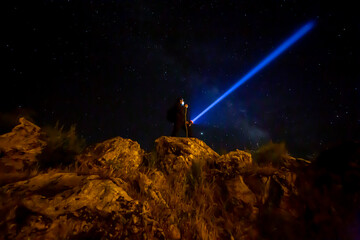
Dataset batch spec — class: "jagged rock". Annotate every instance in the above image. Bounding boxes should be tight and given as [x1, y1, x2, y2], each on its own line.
[242, 174, 270, 204]
[215, 150, 252, 178]
[0, 172, 164, 239]
[76, 136, 144, 175]
[0, 118, 328, 240]
[209, 151, 257, 229]
[0, 118, 46, 185]
[155, 136, 219, 174]
[148, 169, 167, 188]
[209, 150, 257, 221]
[283, 155, 310, 170]
[136, 172, 168, 208]
[219, 149, 252, 167]
[242, 169, 298, 208]
[225, 175, 257, 205]
[0, 117, 45, 169]
[168, 224, 181, 240]
[0, 117, 45, 155]
[224, 175, 258, 222]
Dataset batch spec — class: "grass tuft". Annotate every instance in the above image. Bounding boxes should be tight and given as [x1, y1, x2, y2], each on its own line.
[252, 141, 288, 167]
[37, 122, 86, 169]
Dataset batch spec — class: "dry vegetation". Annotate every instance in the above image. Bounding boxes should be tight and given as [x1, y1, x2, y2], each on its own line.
[3, 119, 359, 239]
[31, 133, 295, 239]
[37, 122, 86, 169]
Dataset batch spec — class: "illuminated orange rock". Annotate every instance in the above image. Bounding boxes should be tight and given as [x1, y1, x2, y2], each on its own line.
[155, 136, 219, 175]
[76, 136, 144, 175]
[0, 119, 321, 240]
[215, 149, 252, 178]
[0, 118, 46, 185]
[1, 172, 164, 239]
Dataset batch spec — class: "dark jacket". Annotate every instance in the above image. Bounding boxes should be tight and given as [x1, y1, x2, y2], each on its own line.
[167, 99, 190, 125]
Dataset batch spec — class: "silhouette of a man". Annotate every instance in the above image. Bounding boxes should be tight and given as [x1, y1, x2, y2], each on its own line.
[167, 97, 193, 137]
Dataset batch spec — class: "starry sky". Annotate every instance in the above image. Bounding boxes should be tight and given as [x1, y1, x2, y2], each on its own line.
[1, 1, 359, 157]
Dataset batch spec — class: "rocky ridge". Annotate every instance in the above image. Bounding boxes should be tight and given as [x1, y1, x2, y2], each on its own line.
[0, 118, 46, 185]
[0, 118, 359, 239]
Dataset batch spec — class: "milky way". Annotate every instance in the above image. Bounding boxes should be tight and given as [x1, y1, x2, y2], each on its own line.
[1, 1, 359, 157]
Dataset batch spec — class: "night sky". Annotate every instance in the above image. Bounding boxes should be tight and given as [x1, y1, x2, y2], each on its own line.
[1, 1, 359, 157]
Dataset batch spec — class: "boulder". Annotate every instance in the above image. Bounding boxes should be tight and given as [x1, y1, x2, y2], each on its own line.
[155, 136, 219, 175]
[0, 118, 46, 185]
[225, 175, 257, 206]
[77, 137, 144, 175]
[136, 172, 168, 208]
[215, 149, 252, 179]
[224, 175, 258, 222]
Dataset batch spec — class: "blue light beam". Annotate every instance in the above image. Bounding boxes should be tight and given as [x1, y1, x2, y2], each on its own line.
[192, 21, 315, 123]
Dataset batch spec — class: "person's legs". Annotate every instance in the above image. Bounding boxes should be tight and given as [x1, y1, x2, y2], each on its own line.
[181, 124, 193, 137]
[171, 122, 182, 136]
[187, 125, 193, 137]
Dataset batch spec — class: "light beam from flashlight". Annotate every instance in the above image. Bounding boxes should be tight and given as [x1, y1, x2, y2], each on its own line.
[191, 21, 315, 123]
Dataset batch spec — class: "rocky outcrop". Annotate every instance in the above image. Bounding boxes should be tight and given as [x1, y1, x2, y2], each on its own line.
[136, 172, 168, 208]
[214, 149, 252, 178]
[155, 136, 219, 175]
[0, 118, 46, 185]
[76, 136, 144, 175]
[1, 172, 164, 239]
[0, 117, 46, 170]
[6, 119, 357, 239]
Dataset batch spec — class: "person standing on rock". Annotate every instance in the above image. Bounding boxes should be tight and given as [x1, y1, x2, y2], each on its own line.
[167, 97, 193, 137]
